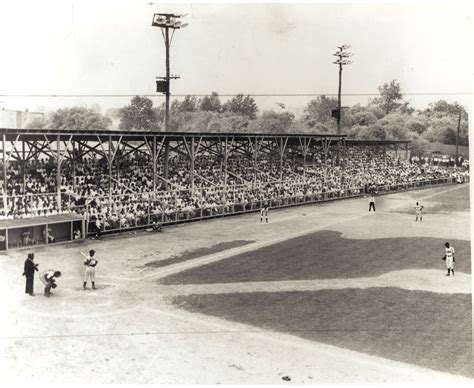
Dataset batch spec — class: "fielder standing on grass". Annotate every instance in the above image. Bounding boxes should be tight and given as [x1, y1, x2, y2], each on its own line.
[82, 250, 98, 289]
[442, 242, 455, 276]
[415, 202, 423, 221]
[260, 204, 269, 223]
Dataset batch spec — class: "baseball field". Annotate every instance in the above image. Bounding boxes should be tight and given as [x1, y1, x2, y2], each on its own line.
[0, 183, 471, 383]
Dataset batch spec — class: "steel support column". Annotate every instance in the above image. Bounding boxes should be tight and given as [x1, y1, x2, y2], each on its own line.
[56, 134, 62, 212]
[163, 139, 170, 190]
[2, 134, 7, 213]
[189, 137, 195, 196]
[152, 136, 157, 194]
[108, 136, 113, 202]
[223, 137, 228, 201]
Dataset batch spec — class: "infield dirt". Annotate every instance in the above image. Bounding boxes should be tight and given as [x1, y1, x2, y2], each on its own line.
[0, 184, 471, 383]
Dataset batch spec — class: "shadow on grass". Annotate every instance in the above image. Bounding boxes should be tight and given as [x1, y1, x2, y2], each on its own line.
[159, 231, 471, 285]
[141, 240, 255, 269]
[173, 288, 473, 378]
[392, 184, 470, 214]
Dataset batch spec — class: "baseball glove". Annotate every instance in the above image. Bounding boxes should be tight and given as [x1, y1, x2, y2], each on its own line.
[51, 283, 57, 289]
[442, 255, 446, 261]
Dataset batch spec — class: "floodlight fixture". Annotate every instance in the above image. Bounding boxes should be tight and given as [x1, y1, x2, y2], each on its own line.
[151, 12, 188, 131]
[332, 44, 354, 134]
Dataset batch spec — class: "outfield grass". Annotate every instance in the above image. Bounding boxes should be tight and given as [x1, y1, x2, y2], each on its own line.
[395, 185, 470, 214]
[159, 232, 470, 285]
[173, 288, 473, 377]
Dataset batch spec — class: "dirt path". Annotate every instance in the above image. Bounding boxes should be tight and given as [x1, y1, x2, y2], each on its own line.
[157, 269, 471, 297]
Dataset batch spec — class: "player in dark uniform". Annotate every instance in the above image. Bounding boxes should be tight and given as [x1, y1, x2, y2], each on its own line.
[22, 253, 39, 296]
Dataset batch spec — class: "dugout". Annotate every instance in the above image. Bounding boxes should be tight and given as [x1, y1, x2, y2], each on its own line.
[0, 214, 85, 251]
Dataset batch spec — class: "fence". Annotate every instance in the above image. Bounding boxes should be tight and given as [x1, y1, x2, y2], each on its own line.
[83, 177, 462, 236]
[1, 176, 464, 236]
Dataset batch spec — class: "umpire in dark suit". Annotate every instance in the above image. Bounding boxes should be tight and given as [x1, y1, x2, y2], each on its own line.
[23, 253, 39, 296]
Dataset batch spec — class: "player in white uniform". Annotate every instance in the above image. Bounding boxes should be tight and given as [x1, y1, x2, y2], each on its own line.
[443, 242, 455, 276]
[39, 270, 61, 296]
[260, 204, 269, 223]
[83, 249, 98, 289]
[414, 202, 423, 221]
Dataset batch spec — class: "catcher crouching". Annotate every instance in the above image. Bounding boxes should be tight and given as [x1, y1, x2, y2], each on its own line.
[39, 270, 62, 297]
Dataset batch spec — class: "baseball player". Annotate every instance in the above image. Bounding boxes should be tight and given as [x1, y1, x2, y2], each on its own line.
[83, 250, 98, 289]
[39, 270, 61, 297]
[260, 204, 269, 223]
[368, 194, 376, 212]
[414, 202, 423, 221]
[442, 242, 455, 276]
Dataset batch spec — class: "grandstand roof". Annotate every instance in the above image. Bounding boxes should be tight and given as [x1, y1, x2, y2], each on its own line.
[346, 139, 411, 145]
[1, 128, 344, 142]
[0, 128, 410, 145]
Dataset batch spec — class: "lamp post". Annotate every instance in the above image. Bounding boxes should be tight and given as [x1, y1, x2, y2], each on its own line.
[332, 44, 353, 134]
[152, 13, 187, 131]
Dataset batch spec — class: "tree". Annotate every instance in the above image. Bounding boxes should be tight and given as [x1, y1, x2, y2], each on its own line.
[50, 107, 112, 130]
[25, 115, 49, 129]
[179, 95, 199, 113]
[200, 92, 222, 112]
[406, 116, 428, 136]
[345, 124, 367, 139]
[223, 94, 258, 119]
[257, 110, 294, 133]
[424, 100, 467, 118]
[358, 123, 387, 140]
[302, 95, 338, 129]
[118, 96, 157, 131]
[345, 105, 378, 127]
[377, 113, 411, 140]
[372, 80, 404, 114]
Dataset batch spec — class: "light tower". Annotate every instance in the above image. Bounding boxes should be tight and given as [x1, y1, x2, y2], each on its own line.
[332, 44, 353, 134]
[152, 13, 188, 131]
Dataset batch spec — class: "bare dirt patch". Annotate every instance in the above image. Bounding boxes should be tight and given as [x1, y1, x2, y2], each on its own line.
[140, 240, 254, 269]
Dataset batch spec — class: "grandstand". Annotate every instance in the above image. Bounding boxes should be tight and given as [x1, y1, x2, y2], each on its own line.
[0, 128, 467, 248]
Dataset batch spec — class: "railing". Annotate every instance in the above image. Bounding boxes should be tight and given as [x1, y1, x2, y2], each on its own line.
[1, 176, 465, 233]
[374, 176, 465, 195]
[84, 177, 465, 236]
[84, 186, 365, 236]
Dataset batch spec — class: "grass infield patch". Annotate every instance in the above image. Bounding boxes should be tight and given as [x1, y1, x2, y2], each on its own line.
[173, 288, 472, 377]
[141, 240, 255, 269]
[394, 185, 470, 214]
[159, 231, 470, 285]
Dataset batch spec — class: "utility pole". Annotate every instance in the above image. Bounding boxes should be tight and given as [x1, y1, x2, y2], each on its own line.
[152, 13, 187, 131]
[332, 45, 353, 134]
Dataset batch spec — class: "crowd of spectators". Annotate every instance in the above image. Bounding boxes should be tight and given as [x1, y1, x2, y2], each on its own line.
[0, 147, 468, 233]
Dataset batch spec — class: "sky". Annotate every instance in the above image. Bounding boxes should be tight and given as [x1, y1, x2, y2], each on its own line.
[0, 0, 472, 118]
